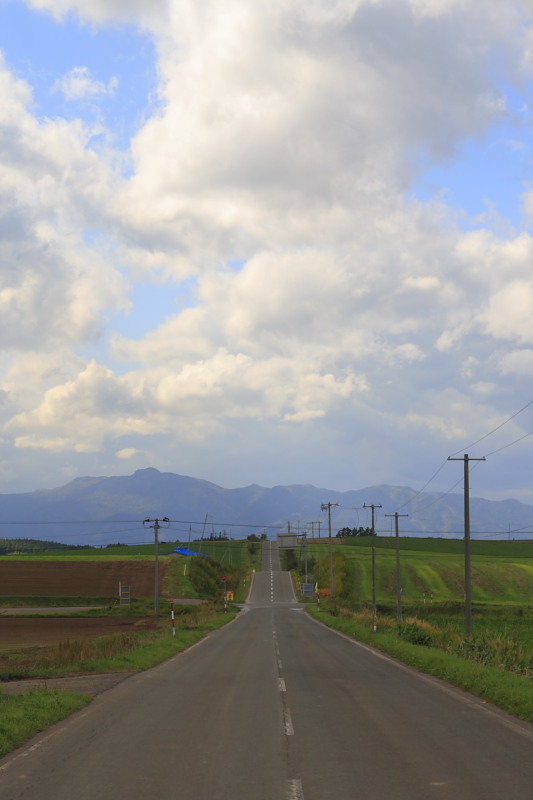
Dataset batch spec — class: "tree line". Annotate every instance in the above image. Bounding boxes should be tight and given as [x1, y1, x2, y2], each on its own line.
[0, 538, 87, 554]
[335, 527, 373, 538]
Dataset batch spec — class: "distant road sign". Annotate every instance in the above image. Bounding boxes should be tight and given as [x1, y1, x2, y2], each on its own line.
[221, 575, 228, 582]
[302, 583, 315, 597]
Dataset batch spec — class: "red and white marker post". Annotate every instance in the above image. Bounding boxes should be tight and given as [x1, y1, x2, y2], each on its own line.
[170, 598, 176, 636]
[221, 576, 228, 613]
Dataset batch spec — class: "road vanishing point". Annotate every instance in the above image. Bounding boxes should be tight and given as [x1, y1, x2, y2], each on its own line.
[2, 540, 533, 799]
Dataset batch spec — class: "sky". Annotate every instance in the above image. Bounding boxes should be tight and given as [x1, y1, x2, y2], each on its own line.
[1, 0, 533, 505]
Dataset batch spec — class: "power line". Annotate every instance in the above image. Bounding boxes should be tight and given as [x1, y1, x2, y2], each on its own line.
[484, 430, 533, 458]
[395, 399, 533, 516]
[449, 398, 533, 457]
[408, 475, 465, 515]
[0, 517, 286, 531]
[400, 455, 488, 518]
[395, 459, 449, 511]
[0, 519, 146, 525]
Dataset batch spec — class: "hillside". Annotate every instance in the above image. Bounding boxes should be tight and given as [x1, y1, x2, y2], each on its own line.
[0, 468, 532, 545]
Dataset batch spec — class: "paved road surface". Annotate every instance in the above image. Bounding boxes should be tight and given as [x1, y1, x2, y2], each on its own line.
[2, 541, 533, 799]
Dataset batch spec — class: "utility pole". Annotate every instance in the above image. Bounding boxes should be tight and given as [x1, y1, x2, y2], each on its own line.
[385, 512, 408, 622]
[308, 521, 320, 540]
[185, 524, 192, 577]
[143, 517, 170, 613]
[448, 454, 485, 637]
[321, 502, 339, 599]
[363, 503, 382, 631]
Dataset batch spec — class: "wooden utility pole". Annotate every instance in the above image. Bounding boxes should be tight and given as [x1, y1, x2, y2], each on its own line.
[447, 454, 485, 636]
[308, 521, 320, 539]
[385, 512, 408, 622]
[363, 503, 382, 631]
[321, 502, 339, 599]
[143, 517, 170, 613]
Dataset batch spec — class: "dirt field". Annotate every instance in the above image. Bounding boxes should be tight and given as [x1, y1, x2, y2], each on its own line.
[0, 560, 164, 598]
[0, 616, 157, 649]
[0, 560, 177, 696]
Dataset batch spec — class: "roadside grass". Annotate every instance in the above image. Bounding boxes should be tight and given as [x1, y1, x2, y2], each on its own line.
[0, 606, 237, 757]
[0, 605, 236, 680]
[298, 536, 533, 722]
[307, 603, 533, 724]
[298, 535, 533, 717]
[0, 689, 91, 758]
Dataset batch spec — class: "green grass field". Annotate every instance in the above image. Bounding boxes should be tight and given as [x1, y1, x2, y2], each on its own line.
[0, 538, 248, 565]
[301, 537, 533, 606]
[342, 535, 533, 557]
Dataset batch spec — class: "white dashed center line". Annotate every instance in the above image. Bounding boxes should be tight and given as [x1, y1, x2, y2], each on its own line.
[287, 778, 304, 799]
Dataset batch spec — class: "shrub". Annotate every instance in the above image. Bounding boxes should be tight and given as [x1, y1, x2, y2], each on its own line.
[398, 619, 434, 646]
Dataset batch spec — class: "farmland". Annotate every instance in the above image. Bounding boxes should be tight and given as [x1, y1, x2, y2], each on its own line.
[0, 616, 158, 650]
[0, 540, 252, 658]
[5, 535, 533, 756]
[0, 560, 160, 599]
[299, 536, 533, 606]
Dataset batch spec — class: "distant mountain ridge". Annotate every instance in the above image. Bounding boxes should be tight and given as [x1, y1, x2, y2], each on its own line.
[0, 468, 532, 545]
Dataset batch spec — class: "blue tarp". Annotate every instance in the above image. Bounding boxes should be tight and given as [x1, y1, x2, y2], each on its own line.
[164, 546, 210, 557]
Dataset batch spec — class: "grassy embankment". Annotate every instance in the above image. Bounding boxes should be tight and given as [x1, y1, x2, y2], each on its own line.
[0, 538, 260, 757]
[295, 536, 533, 724]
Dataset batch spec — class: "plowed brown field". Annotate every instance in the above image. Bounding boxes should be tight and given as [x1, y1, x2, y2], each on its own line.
[0, 560, 164, 598]
[0, 616, 158, 649]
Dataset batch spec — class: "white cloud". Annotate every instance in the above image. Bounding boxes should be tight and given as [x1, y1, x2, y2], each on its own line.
[0, 54, 129, 353]
[54, 66, 118, 101]
[2, 1, 533, 501]
[113, 0, 503, 267]
[402, 276, 440, 291]
[24, 0, 166, 24]
[499, 349, 533, 376]
[477, 281, 533, 345]
[403, 390, 506, 443]
[116, 447, 142, 459]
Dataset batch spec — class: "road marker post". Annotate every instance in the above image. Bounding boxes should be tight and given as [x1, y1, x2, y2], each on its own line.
[170, 598, 176, 636]
[222, 575, 228, 612]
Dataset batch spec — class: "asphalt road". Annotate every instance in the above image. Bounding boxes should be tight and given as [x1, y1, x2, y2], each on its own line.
[2, 541, 533, 799]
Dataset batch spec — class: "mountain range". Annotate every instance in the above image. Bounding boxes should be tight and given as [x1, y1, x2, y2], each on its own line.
[0, 468, 532, 546]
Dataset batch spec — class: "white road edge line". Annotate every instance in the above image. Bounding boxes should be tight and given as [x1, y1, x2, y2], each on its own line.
[305, 611, 533, 742]
[278, 678, 286, 692]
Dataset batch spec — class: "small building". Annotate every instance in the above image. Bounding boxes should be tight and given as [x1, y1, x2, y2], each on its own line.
[277, 533, 298, 549]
